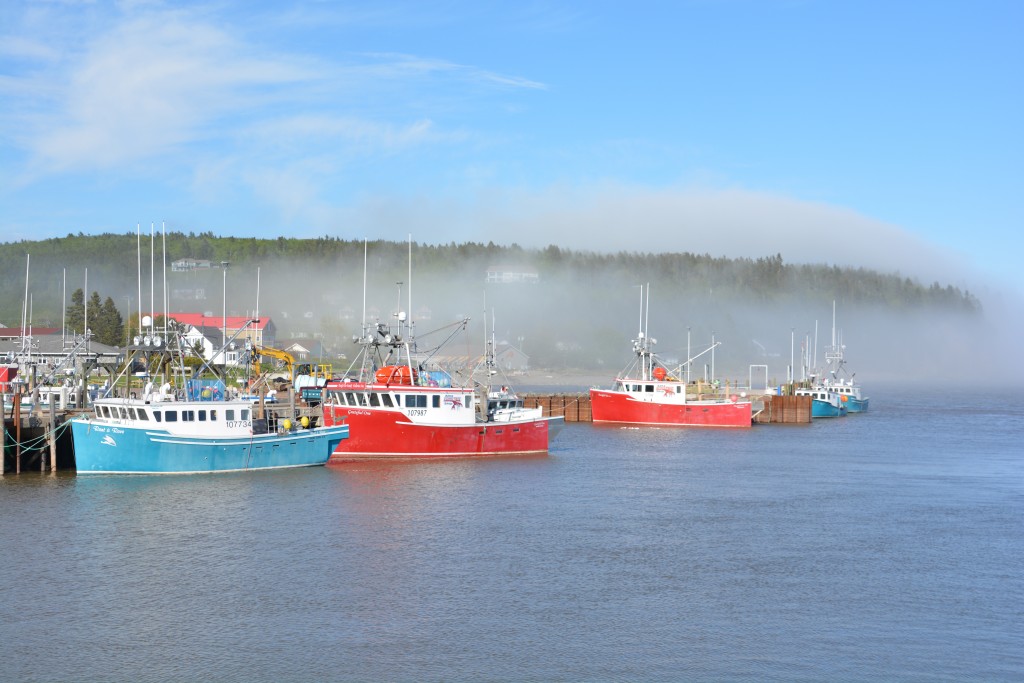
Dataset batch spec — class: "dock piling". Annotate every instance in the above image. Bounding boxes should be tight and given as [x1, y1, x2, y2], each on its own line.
[48, 398, 57, 472]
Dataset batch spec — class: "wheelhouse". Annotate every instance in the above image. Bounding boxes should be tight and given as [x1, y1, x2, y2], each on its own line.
[614, 379, 685, 395]
[325, 386, 475, 411]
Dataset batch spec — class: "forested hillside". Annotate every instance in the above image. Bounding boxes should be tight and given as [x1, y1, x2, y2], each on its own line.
[0, 232, 982, 374]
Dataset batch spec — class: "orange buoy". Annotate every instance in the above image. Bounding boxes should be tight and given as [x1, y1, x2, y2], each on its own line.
[653, 367, 667, 380]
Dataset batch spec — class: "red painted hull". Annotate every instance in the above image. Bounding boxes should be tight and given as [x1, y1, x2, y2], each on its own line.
[324, 405, 556, 461]
[590, 388, 752, 428]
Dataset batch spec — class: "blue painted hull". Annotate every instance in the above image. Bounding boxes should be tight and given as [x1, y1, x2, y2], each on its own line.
[71, 419, 349, 474]
[811, 399, 846, 418]
[845, 397, 869, 413]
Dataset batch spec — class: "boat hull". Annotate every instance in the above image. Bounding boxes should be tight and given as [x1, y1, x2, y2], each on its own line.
[71, 419, 349, 474]
[324, 406, 562, 460]
[810, 400, 846, 418]
[589, 389, 752, 428]
[845, 397, 869, 413]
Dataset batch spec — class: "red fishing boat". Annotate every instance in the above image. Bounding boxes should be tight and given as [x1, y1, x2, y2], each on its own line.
[589, 285, 752, 428]
[321, 241, 562, 461]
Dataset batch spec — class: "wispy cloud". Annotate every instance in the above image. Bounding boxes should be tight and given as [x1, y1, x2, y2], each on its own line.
[5, 4, 545, 192]
[343, 52, 547, 90]
[24, 13, 313, 174]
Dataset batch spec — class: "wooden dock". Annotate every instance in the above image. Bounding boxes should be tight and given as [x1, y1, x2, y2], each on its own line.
[524, 393, 811, 424]
[524, 394, 593, 422]
[752, 394, 812, 424]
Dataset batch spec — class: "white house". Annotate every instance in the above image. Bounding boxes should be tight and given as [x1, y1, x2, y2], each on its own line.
[181, 325, 246, 367]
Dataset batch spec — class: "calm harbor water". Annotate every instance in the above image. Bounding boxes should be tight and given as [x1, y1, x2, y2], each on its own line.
[2, 383, 1022, 682]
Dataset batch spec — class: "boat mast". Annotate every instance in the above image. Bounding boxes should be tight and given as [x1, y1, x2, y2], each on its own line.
[644, 283, 651, 380]
[150, 222, 155, 337]
[83, 268, 88, 353]
[136, 224, 142, 344]
[407, 234, 413, 344]
[62, 267, 66, 349]
[405, 234, 413, 368]
[20, 254, 30, 358]
[162, 222, 168, 334]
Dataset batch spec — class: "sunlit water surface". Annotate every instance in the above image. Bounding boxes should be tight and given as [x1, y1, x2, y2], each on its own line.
[2, 384, 1021, 682]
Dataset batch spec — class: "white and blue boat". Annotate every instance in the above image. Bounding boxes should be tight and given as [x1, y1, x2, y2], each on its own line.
[820, 378, 869, 413]
[71, 314, 348, 474]
[820, 301, 870, 413]
[795, 387, 848, 418]
[71, 382, 348, 474]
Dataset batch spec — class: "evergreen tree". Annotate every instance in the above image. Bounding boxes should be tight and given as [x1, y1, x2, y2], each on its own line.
[87, 292, 103, 336]
[65, 288, 85, 334]
[96, 297, 124, 346]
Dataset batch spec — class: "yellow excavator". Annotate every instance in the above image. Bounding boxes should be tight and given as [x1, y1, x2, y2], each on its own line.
[251, 346, 333, 398]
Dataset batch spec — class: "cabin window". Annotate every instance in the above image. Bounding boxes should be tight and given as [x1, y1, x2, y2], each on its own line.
[210, 410, 217, 421]
[119, 408, 129, 420]
[183, 410, 195, 422]
[241, 409, 250, 420]
[644, 384, 654, 393]
[432, 395, 440, 408]
[165, 411, 178, 422]
[369, 393, 380, 407]
[381, 393, 394, 407]
[345, 392, 357, 406]
[226, 409, 235, 421]
[198, 410, 207, 422]
[405, 394, 426, 408]
[464, 396, 471, 409]
[358, 393, 369, 406]
[136, 409, 149, 421]
[153, 411, 162, 422]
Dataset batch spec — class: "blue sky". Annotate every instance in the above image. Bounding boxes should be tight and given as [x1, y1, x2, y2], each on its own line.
[2, 0, 1022, 297]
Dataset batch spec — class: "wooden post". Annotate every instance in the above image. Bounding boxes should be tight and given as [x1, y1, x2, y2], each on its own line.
[14, 392, 22, 474]
[48, 397, 57, 472]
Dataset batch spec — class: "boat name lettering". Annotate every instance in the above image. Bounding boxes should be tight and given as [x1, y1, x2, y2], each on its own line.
[349, 409, 373, 416]
[91, 425, 126, 435]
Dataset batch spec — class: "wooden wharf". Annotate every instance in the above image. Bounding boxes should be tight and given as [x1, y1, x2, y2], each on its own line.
[524, 392, 811, 424]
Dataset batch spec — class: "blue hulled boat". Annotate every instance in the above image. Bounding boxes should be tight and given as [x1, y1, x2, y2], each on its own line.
[820, 301, 870, 413]
[73, 387, 348, 473]
[71, 313, 348, 474]
[820, 379, 869, 413]
[71, 389, 348, 474]
[795, 387, 847, 418]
